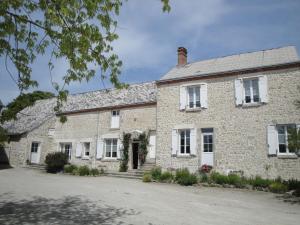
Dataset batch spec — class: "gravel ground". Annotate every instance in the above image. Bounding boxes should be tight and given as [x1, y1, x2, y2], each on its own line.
[0, 168, 299, 225]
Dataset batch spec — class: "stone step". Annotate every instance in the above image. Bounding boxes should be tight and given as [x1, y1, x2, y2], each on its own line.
[23, 164, 46, 171]
[105, 171, 143, 180]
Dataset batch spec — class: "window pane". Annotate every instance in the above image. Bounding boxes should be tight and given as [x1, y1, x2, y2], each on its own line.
[245, 96, 251, 103]
[278, 134, 286, 144]
[279, 144, 286, 153]
[195, 87, 200, 107]
[208, 135, 213, 144]
[208, 144, 213, 152]
[188, 88, 194, 108]
[252, 79, 259, 102]
[204, 144, 208, 152]
[186, 130, 190, 138]
[186, 145, 190, 154]
[277, 126, 285, 134]
[112, 151, 117, 157]
[244, 80, 251, 98]
[180, 145, 185, 154]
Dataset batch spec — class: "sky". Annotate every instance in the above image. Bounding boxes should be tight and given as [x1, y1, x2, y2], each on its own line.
[1, 0, 300, 105]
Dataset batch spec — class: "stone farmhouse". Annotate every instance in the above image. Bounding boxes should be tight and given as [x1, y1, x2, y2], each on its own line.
[2, 46, 300, 180]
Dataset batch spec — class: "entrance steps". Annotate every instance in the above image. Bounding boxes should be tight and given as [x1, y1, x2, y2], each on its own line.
[23, 164, 46, 171]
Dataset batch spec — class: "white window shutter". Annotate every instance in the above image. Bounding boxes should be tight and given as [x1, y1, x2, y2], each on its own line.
[234, 79, 243, 106]
[171, 129, 178, 156]
[267, 125, 278, 156]
[75, 142, 82, 158]
[96, 139, 104, 159]
[111, 115, 120, 128]
[179, 85, 187, 110]
[190, 128, 197, 156]
[117, 139, 122, 159]
[149, 134, 156, 159]
[200, 83, 208, 108]
[259, 76, 268, 103]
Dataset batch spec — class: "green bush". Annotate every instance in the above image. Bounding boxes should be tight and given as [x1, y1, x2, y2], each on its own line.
[175, 168, 198, 186]
[269, 182, 288, 193]
[119, 162, 128, 172]
[150, 167, 162, 181]
[250, 176, 272, 188]
[159, 171, 174, 183]
[142, 173, 152, 182]
[199, 173, 209, 183]
[90, 168, 100, 176]
[72, 167, 79, 175]
[78, 165, 90, 176]
[227, 174, 244, 187]
[284, 179, 300, 191]
[64, 164, 77, 174]
[45, 152, 68, 173]
[210, 172, 229, 185]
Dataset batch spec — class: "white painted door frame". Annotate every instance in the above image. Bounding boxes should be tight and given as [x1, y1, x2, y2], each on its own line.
[30, 142, 41, 164]
[201, 132, 214, 166]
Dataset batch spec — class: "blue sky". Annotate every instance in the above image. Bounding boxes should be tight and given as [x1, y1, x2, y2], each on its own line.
[1, 0, 300, 105]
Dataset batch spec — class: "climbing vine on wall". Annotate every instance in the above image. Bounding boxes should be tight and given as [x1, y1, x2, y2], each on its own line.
[138, 131, 150, 165]
[119, 132, 131, 172]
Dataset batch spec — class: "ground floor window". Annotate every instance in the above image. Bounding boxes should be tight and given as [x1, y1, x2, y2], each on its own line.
[277, 124, 296, 154]
[60, 143, 72, 160]
[31, 142, 39, 153]
[83, 142, 90, 157]
[179, 129, 190, 154]
[105, 139, 118, 158]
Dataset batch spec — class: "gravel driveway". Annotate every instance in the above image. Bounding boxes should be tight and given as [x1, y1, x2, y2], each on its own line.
[0, 168, 299, 225]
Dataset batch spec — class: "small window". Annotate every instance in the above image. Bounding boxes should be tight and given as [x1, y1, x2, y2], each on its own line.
[83, 142, 90, 157]
[179, 129, 190, 154]
[31, 142, 39, 153]
[243, 78, 259, 104]
[111, 110, 120, 128]
[277, 124, 296, 154]
[187, 86, 201, 109]
[60, 143, 72, 160]
[105, 139, 118, 158]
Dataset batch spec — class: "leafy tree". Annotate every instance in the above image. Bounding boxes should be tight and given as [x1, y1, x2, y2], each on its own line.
[0, 0, 170, 114]
[0, 91, 54, 123]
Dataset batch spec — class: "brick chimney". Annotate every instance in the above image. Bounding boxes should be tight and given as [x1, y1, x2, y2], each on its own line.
[177, 47, 187, 66]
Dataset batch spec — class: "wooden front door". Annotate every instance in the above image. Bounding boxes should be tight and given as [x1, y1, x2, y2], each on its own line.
[132, 143, 139, 169]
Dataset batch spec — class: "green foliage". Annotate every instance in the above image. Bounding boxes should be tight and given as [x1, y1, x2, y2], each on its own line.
[64, 164, 77, 173]
[78, 165, 90, 176]
[199, 173, 209, 183]
[284, 179, 300, 191]
[0, 0, 170, 115]
[142, 173, 152, 183]
[269, 182, 288, 193]
[175, 168, 198, 186]
[45, 152, 68, 173]
[159, 171, 174, 183]
[90, 168, 100, 176]
[150, 167, 162, 181]
[287, 127, 300, 154]
[138, 131, 149, 165]
[227, 174, 244, 187]
[0, 126, 9, 147]
[210, 172, 229, 185]
[0, 91, 54, 123]
[119, 132, 131, 172]
[250, 176, 272, 188]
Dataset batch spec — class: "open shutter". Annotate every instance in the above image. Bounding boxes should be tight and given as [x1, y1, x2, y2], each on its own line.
[75, 142, 82, 158]
[200, 83, 208, 108]
[149, 134, 156, 159]
[234, 79, 243, 106]
[190, 128, 197, 156]
[171, 129, 178, 156]
[259, 76, 268, 103]
[96, 139, 104, 159]
[179, 85, 187, 110]
[117, 139, 122, 159]
[267, 125, 278, 156]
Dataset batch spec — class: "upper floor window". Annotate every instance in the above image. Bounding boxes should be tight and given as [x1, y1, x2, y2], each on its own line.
[188, 86, 201, 109]
[235, 76, 268, 106]
[105, 138, 118, 158]
[179, 83, 207, 110]
[111, 110, 120, 129]
[83, 142, 90, 157]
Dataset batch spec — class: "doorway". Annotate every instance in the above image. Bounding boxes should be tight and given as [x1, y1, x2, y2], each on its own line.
[132, 142, 139, 169]
[30, 142, 40, 164]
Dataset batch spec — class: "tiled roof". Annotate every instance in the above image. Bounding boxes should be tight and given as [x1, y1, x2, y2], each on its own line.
[160, 46, 299, 81]
[3, 82, 156, 134]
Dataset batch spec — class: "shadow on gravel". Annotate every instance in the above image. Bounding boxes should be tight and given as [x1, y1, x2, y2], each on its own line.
[275, 194, 300, 205]
[0, 195, 140, 225]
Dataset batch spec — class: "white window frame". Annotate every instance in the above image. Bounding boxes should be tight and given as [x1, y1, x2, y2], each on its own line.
[111, 110, 120, 129]
[187, 85, 201, 109]
[31, 142, 39, 153]
[178, 129, 191, 155]
[202, 132, 213, 153]
[104, 138, 118, 159]
[60, 143, 72, 160]
[243, 78, 260, 104]
[277, 124, 297, 156]
[82, 142, 90, 158]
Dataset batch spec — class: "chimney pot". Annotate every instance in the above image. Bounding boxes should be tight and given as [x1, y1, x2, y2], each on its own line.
[177, 47, 187, 66]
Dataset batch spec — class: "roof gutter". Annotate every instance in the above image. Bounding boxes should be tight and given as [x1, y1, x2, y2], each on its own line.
[156, 60, 300, 86]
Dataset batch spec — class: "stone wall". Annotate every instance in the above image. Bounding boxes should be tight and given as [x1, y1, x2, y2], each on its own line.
[156, 68, 300, 180]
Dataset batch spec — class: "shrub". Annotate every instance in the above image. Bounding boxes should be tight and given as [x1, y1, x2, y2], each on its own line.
[284, 179, 300, 191]
[250, 176, 272, 188]
[99, 168, 105, 174]
[119, 162, 128, 172]
[150, 167, 162, 181]
[143, 173, 152, 182]
[72, 167, 79, 175]
[64, 164, 77, 174]
[227, 174, 243, 187]
[199, 173, 209, 183]
[45, 152, 68, 173]
[78, 165, 90, 176]
[90, 168, 100, 176]
[159, 171, 174, 183]
[210, 172, 229, 185]
[269, 182, 288, 193]
[175, 168, 198, 186]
